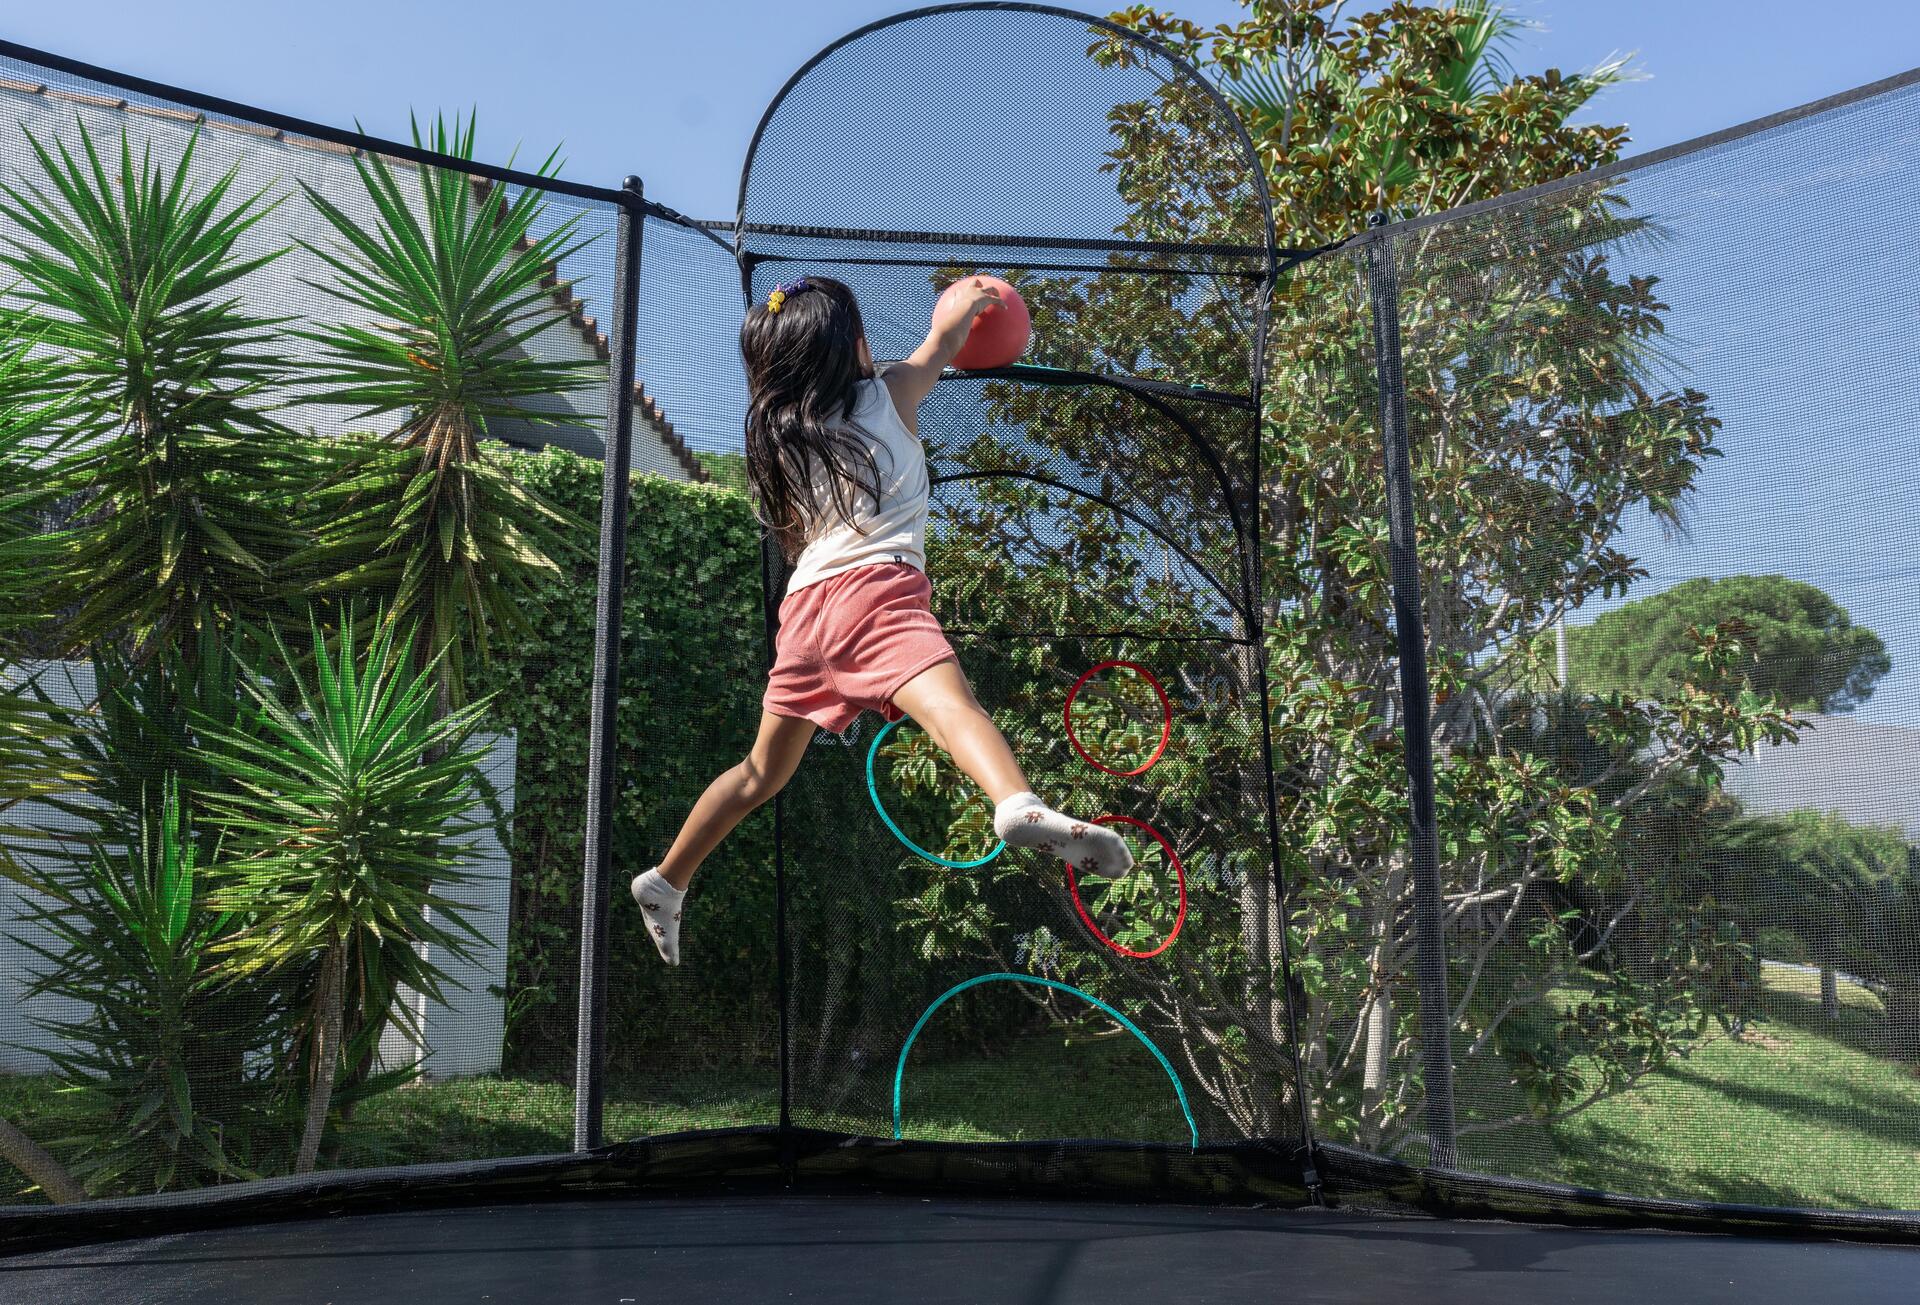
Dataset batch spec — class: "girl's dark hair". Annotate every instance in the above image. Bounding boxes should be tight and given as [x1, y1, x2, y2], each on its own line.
[740, 275, 880, 563]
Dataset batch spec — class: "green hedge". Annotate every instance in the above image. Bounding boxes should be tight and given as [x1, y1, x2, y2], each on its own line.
[472, 452, 768, 1074]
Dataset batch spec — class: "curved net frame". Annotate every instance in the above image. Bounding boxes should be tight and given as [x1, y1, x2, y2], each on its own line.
[737, 4, 1303, 1154]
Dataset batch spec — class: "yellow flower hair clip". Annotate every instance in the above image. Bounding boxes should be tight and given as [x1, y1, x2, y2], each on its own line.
[766, 278, 809, 314]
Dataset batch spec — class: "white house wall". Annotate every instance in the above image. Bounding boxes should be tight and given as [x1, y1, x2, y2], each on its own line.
[0, 83, 690, 475]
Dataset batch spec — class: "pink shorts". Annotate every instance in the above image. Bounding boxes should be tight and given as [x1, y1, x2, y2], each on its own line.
[763, 563, 957, 735]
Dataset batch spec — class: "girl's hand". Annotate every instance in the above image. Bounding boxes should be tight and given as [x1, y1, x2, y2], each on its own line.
[884, 277, 1007, 436]
[930, 277, 1002, 337]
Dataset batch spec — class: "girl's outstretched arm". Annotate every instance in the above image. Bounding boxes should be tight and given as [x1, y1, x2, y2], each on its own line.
[881, 276, 1002, 435]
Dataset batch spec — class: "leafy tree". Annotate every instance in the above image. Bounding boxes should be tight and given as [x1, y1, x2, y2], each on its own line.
[1564, 575, 1890, 713]
[882, 0, 1803, 1163]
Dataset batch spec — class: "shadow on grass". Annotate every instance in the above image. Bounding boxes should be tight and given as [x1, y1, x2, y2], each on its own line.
[1539, 1117, 1892, 1210]
[1759, 981, 1912, 1061]
[1649, 1059, 1920, 1156]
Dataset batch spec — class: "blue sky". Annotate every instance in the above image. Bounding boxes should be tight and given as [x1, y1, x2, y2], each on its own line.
[9, 1, 1917, 218]
[10, 2, 1920, 725]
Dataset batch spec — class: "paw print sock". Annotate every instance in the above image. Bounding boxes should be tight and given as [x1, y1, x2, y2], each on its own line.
[992, 792, 1135, 877]
[630, 867, 686, 966]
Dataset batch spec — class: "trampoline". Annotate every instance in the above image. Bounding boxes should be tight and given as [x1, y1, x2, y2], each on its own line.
[6, 1, 1920, 1294]
[7, 1195, 1919, 1304]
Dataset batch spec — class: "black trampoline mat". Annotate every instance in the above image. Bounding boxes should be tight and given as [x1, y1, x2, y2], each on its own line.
[5, 1195, 1918, 1305]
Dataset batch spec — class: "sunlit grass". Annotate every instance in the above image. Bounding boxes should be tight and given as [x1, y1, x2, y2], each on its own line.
[5, 968, 1916, 1210]
[1493, 967, 1920, 1211]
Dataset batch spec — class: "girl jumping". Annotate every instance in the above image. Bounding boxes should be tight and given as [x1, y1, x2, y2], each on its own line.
[631, 275, 1133, 964]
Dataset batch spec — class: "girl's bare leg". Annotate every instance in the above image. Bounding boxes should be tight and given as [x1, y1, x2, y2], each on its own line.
[890, 659, 1132, 874]
[657, 710, 817, 890]
[887, 659, 1029, 804]
[634, 710, 817, 965]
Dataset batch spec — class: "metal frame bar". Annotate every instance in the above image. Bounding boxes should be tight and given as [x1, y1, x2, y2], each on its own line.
[1362, 220, 1459, 1169]
[733, 219, 1272, 261]
[572, 177, 647, 1152]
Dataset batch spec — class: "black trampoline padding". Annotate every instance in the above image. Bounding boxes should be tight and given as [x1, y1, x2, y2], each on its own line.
[5, 1196, 1918, 1305]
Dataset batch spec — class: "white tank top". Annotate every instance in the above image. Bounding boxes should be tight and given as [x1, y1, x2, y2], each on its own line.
[783, 377, 928, 596]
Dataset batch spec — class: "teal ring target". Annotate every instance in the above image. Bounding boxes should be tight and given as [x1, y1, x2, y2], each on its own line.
[865, 715, 1006, 869]
[892, 973, 1199, 1150]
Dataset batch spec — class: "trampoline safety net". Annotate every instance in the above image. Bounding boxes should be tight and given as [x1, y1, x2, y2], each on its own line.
[2, 0, 1920, 1245]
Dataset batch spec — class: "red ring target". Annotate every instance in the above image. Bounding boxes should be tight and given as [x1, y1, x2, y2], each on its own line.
[1063, 660, 1172, 777]
[1065, 814, 1187, 959]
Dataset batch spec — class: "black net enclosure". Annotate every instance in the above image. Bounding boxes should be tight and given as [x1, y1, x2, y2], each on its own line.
[6, 5, 1920, 1298]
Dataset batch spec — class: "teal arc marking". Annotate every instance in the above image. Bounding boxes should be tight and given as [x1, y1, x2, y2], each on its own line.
[891, 972, 1200, 1150]
[865, 714, 1006, 869]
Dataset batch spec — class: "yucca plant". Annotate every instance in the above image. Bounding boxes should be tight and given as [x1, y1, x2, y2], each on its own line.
[1, 315, 90, 846]
[199, 608, 493, 1171]
[0, 311, 86, 658]
[6, 774, 293, 1195]
[0, 317, 98, 1204]
[0, 664, 89, 1204]
[293, 112, 596, 707]
[0, 120, 309, 663]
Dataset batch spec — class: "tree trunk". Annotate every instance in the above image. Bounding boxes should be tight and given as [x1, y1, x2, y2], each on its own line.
[1359, 852, 1409, 1148]
[1820, 966, 1840, 1021]
[296, 944, 347, 1174]
[1360, 981, 1393, 1150]
[0, 1118, 86, 1204]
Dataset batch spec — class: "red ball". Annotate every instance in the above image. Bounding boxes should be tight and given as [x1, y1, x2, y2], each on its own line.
[940, 274, 1030, 371]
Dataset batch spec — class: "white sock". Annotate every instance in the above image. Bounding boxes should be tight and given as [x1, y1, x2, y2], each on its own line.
[630, 868, 686, 966]
[992, 792, 1134, 877]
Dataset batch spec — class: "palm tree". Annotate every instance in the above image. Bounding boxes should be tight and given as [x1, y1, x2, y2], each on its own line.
[200, 610, 493, 1172]
[8, 774, 292, 1194]
[0, 120, 308, 664]
[292, 112, 597, 710]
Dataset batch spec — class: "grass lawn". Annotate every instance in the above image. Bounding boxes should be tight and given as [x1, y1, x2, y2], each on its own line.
[0, 1031, 1182, 1202]
[4, 969, 1915, 1209]
[1525, 966, 1920, 1210]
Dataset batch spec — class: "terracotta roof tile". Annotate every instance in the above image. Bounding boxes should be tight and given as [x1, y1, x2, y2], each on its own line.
[128, 103, 205, 126]
[50, 88, 125, 111]
[637, 383, 709, 482]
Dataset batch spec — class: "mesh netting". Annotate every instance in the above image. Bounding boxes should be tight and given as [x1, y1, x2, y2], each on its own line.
[733, 5, 1296, 1161]
[738, 7, 1269, 257]
[6, 1, 1920, 1240]
[0, 50, 622, 1202]
[1357, 73, 1920, 1210]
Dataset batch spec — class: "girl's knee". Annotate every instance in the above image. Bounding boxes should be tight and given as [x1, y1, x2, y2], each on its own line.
[733, 757, 783, 808]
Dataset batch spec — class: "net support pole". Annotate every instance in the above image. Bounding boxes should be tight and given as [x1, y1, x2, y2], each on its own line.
[759, 535, 796, 1182]
[573, 176, 646, 1153]
[1363, 217, 1459, 1169]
